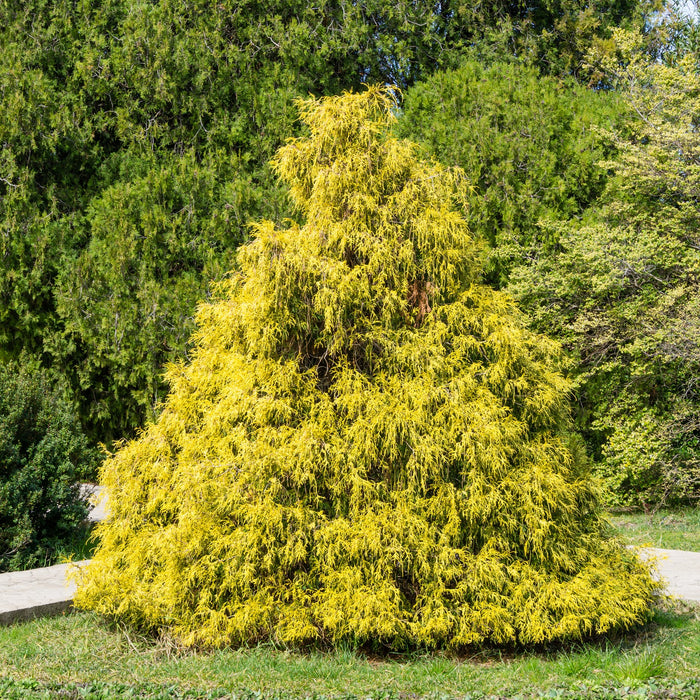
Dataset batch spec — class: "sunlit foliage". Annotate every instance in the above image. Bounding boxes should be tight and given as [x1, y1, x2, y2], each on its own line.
[511, 28, 700, 507]
[75, 88, 656, 649]
[398, 59, 624, 285]
[0, 0, 648, 447]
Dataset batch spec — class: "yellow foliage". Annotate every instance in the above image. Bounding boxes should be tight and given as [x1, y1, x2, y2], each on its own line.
[74, 86, 658, 650]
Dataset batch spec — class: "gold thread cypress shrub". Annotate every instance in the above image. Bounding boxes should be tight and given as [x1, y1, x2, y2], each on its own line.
[74, 86, 657, 650]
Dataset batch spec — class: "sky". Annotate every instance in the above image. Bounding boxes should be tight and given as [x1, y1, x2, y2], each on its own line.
[678, 0, 699, 20]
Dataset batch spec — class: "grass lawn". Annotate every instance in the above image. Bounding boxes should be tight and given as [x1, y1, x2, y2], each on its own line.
[607, 508, 700, 552]
[1, 604, 700, 699]
[3, 514, 700, 698]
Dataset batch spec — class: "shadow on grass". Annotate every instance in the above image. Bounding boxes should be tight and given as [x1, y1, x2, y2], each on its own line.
[2, 602, 700, 699]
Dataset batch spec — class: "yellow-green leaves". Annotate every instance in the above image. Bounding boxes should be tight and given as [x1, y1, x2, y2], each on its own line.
[510, 29, 700, 508]
[75, 87, 657, 650]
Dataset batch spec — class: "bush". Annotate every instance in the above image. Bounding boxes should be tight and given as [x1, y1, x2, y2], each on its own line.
[0, 358, 97, 572]
[76, 88, 657, 650]
[397, 58, 622, 286]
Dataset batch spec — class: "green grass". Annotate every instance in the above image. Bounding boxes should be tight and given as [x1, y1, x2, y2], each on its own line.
[1, 524, 98, 574]
[2, 604, 700, 698]
[607, 508, 700, 552]
[2, 511, 700, 698]
[52, 524, 98, 565]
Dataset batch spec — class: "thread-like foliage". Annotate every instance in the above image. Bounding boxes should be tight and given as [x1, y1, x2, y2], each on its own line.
[75, 87, 657, 650]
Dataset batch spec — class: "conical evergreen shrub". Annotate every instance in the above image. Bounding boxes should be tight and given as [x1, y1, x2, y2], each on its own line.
[75, 87, 657, 650]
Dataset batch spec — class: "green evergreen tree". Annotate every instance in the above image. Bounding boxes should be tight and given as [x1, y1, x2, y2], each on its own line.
[398, 59, 624, 285]
[75, 88, 656, 649]
[0, 357, 96, 572]
[0, 0, 648, 447]
[510, 28, 700, 507]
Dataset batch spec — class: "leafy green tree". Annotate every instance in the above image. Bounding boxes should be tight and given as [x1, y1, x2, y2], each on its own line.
[398, 58, 624, 284]
[49, 150, 260, 443]
[435, 0, 653, 79]
[75, 88, 655, 650]
[0, 0, 651, 447]
[0, 0, 102, 361]
[510, 29, 700, 507]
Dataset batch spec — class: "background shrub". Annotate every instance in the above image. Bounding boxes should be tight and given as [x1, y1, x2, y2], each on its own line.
[0, 357, 97, 572]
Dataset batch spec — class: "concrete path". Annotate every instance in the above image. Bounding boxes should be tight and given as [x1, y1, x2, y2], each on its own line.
[637, 547, 700, 602]
[80, 484, 108, 522]
[0, 560, 89, 624]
